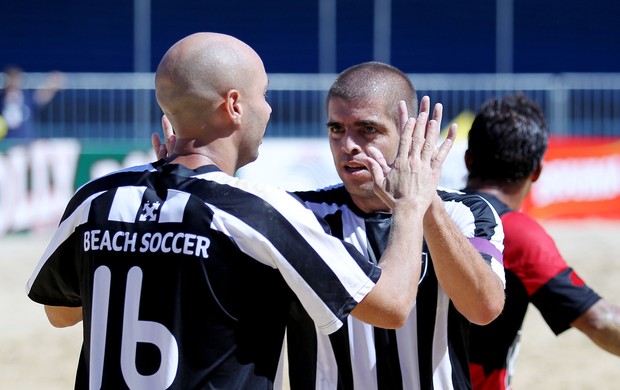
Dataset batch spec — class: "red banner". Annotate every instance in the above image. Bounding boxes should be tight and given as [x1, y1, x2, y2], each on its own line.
[522, 137, 620, 220]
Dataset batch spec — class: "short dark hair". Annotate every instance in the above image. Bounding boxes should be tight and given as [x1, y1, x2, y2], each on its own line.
[327, 62, 418, 123]
[467, 93, 548, 184]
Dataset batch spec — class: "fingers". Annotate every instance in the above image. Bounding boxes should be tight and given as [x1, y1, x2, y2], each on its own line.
[151, 115, 177, 159]
[434, 123, 458, 164]
[410, 109, 429, 160]
[151, 132, 167, 160]
[367, 146, 390, 177]
[159, 115, 176, 158]
[360, 147, 395, 209]
[396, 96, 436, 166]
[419, 115, 439, 163]
[419, 100, 447, 164]
[398, 100, 409, 136]
[431, 102, 443, 124]
[362, 158, 395, 210]
[360, 152, 385, 185]
[418, 96, 430, 118]
[165, 134, 176, 156]
[395, 100, 415, 169]
[162, 115, 174, 138]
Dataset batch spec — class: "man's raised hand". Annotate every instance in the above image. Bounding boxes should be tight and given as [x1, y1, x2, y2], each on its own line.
[365, 96, 457, 210]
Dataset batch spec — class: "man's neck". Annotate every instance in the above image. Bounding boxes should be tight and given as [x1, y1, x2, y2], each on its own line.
[350, 194, 392, 215]
[466, 183, 529, 212]
[170, 138, 237, 175]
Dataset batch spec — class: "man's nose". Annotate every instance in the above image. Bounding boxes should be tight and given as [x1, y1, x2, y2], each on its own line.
[341, 133, 361, 154]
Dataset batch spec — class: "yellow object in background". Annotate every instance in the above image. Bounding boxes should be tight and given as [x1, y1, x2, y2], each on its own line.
[0, 115, 8, 140]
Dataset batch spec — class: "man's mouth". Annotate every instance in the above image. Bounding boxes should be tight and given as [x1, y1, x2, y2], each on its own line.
[344, 164, 367, 172]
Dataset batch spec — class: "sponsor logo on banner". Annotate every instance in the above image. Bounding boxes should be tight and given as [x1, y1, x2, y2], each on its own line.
[524, 137, 620, 219]
[0, 140, 153, 236]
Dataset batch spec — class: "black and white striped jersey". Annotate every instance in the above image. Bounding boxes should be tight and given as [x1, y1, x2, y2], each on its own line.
[26, 161, 381, 390]
[284, 184, 505, 390]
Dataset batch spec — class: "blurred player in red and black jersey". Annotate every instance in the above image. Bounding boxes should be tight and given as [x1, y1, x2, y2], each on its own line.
[464, 93, 620, 390]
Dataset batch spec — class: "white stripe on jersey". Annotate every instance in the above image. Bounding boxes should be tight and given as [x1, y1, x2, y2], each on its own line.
[349, 318, 378, 390]
[431, 287, 454, 390]
[108, 186, 190, 224]
[396, 308, 421, 389]
[316, 327, 339, 389]
[108, 186, 146, 222]
[25, 190, 106, 294]
[159, 190, 190, 223]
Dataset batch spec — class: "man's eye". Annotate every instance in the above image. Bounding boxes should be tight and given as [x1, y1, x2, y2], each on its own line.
[328, 126, 343, 134]
[363, 127, 378, 134]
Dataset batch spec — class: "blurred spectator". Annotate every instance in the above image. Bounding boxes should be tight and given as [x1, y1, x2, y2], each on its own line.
[0, 66, 64, 141]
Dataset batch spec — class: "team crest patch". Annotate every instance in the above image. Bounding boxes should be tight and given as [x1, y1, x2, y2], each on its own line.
[139, 200, 161, 222]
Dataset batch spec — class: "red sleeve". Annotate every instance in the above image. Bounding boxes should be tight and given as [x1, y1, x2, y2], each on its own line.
[501, 211, 574, 296]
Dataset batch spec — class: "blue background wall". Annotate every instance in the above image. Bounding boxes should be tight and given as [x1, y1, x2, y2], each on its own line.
[1, 0, 619, 73]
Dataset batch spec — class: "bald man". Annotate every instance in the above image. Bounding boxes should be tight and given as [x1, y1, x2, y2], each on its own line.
[26, 33, 457, 388]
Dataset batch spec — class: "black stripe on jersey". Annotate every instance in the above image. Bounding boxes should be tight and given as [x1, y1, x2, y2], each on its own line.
[532, 267, 601, 334]
[469, 269, 529, 372]
[469, 191, 512, 217]
[374, 327, 403, 390]
[295, 185, 357, 211]
[136, 187, 165, 223]
[330, 322, 354, 389]
[287, 300, 319, 390]
[365, 214, 405, 389]
[416, 241, 438, 390]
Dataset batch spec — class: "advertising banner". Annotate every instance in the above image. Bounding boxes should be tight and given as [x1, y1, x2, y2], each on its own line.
[1, 136, 619, 236]
[523, 137, 620, 219]
[0, 139, 153, 236]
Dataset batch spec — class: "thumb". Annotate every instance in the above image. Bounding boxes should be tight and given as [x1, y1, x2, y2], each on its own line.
[359, 147, 395, 210]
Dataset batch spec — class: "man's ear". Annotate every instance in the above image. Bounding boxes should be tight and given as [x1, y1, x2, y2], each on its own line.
[224, 89, 242, 124]
[464, 149, 472, 171]
[531, 161, 543, 183]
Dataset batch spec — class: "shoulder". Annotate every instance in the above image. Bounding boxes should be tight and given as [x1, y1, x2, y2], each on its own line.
[501, 211, 551, 244]
[438, 187, 502, 236]
[214, 173, 313, 213]
[61, 163, 157, 222]
[292, 184, 358, 216]
[501, 211, 568, 272]
[438, 187, 497, 215]
[293, 184, 348, 204]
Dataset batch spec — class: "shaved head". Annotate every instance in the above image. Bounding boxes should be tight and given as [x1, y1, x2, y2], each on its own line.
[155, 32, 265, 136]
[153, 32, 271, 174]
[328, 62, 418, 122]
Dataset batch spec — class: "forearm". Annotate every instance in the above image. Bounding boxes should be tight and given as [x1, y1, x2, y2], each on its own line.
[424, 198, 504, 325]
[45, 305, 83, 328]
[352, 202, 425, 328]
[572, 299, 620, 356]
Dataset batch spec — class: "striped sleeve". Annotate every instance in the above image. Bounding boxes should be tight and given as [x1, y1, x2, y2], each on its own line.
[439, 188, 506, 285]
